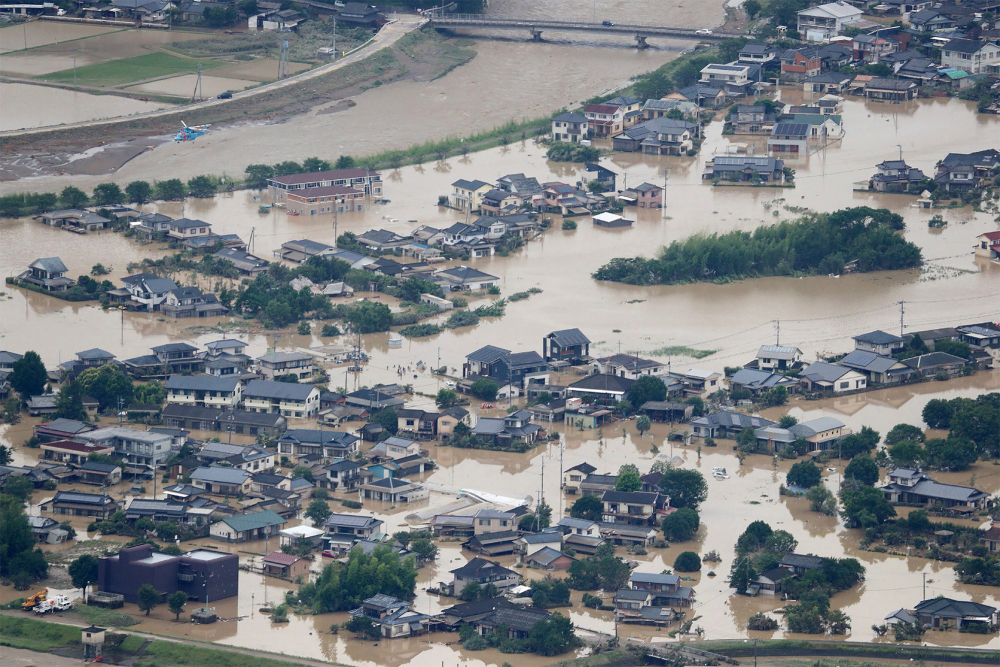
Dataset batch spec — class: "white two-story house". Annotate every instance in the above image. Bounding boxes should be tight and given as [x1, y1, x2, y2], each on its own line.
[165, 375, 242, 408]
[242, 379, 320, 418]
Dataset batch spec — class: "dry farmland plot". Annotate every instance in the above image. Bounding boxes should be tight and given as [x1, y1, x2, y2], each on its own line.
[0, 22, 117, 53]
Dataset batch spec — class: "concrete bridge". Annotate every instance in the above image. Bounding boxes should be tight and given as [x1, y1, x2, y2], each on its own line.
[429, 14, 745, 48]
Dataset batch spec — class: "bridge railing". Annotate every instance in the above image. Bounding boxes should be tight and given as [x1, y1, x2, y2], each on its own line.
[429, 14, 742, 37]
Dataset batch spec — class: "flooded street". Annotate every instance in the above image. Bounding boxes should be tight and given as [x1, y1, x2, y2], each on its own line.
[2, 96, 998, 379]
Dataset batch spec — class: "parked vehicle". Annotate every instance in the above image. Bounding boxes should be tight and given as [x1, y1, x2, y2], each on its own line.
[218, 91, 233, 99]
[321, 549, 336, 558]
[21, 588, 48, 611]
[602, 20, 614, 26]
[695, 28, 713, 35]
[34, 595, 72, 614]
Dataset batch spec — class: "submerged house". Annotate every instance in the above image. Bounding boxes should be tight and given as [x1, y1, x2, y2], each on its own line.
[879, 468, 989, 512]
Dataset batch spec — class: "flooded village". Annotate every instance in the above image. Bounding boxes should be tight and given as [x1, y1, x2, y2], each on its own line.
[1, 0, 1000, 666]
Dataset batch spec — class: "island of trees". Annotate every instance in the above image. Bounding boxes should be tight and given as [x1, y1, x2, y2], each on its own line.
[592, 207, 922, 285]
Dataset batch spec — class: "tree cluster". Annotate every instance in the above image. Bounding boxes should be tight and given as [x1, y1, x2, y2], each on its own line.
[566, 543, 631, 591]
[594, 207, 921, 285]
[295, 545, 417, 612]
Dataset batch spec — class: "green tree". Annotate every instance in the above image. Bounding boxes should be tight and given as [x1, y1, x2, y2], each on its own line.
[0, 444, 11, 465]
[292, 466, 314, 481]
[155, 179, 186, 200]
[137, 583, 161, 616]
[305, 498, 332, 526]
[729, 557, 756, 595]
[435, 389, 460, 408]
[778, 414, 798, 428]
[840, 486, 896, 528]
[922, 398, 953, 429]
[54, 379, 86, 421]
[469, 378, 499, 401]
[844, 455, 879, 486]
[335, 155, 356, 169]
[736, 520, 773, 554]
[744, 0, 761, 18]
[168, 590, 188, 621]
[527, 612, 578, 656]
[627, 375, 667, 408]
[273, 161, 303, 176]
[371, 406, 398, 435]
[786, 461, 821, 489]
[3, 475, 34, 503]
[244, 163, 275, 189]
[888, 439, 925, 468]
[302, 157, 331, 172]
[674, 551, 701, 572]
[203, 5, 238, 27]
[0, 495, 40, 578]
[934, 339, 971, 359]
[344, 301, 392, 333]
[78, 364, 134, 411]
[410, 539, 437, 561]
[923, 436, 978, 471]
[344, 614, 380, 639]
[569, 495, 603, 522]
[93, 183, 124, 206]
[125, 180, 152, 205]
[806, 485, 836, 515]
[885, 423, 925, 446]
[657, 468, 708, 510]
[10, 351, 47, 397]
[615, 464, 642, 492]
[297, 322, 311, 336]
[635, 414, 651, 436]
[187, 175, 217, 198]
[60, 186, 89, 209]
[460, 581, 482, 601]
[661, 507, 700, 541]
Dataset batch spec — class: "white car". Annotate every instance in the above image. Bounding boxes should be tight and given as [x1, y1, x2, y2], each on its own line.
[695, 28, 713, 35]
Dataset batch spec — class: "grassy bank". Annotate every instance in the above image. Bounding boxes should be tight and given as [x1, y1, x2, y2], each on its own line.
[704, 639, 1000, 664]
[0, 614, 81, 652]
[135, 640, 332, 667]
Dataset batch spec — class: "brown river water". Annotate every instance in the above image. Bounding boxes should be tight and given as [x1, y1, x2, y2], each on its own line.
[1, 3, 999, 662]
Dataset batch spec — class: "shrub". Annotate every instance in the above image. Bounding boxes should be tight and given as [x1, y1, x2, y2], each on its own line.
[673, 551, 701, 572]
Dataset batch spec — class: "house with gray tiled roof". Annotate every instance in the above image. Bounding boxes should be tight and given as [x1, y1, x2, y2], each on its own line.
[691, 410, 776, 439]
[242, 380, 320, 418]
[798, 361, 867, 393]
[19, 257, 75, 292]
[880, 468, 989, 512]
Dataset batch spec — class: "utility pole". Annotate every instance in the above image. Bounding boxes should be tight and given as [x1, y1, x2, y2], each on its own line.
[922, 571, 926, 600]
[662, 168, 669, 215]
[73, 49, 77, 87]
[899, 300, 905, 337]
[775, 319, 780, 346]
[332, 19, 337, 58]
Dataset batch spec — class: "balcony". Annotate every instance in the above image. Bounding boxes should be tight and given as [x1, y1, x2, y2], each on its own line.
[177, 573, 196, 582]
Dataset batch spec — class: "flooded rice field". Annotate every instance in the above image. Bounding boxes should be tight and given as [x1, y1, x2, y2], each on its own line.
[0, 26, 205, 75]
[125, 73, 258, 98]
[0, 21, 116, 53]
[0, 82, 169, 131]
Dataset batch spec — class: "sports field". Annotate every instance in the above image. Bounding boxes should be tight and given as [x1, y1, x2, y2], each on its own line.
[39, 51, 225, 87]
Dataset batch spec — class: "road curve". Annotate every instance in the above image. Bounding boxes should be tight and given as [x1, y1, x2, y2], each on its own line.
[0, 17, 426, 138]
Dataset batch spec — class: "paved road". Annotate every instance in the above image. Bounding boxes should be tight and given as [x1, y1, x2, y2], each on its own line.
[0, 17, 426, 138]
[0, 609, 347, 667]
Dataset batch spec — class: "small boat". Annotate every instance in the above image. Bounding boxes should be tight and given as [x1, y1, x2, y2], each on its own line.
[388, 335, 403, 348]
[288, 211, 299, 216]
[480, 403, 495, 409]
[415, 361, 426, 371]
[257, 204, 271, 214]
